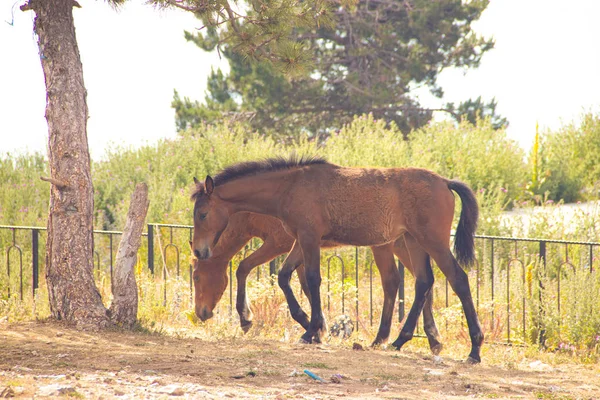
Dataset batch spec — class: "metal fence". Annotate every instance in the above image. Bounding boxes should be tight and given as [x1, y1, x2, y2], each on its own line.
[1, 223, 599, 346]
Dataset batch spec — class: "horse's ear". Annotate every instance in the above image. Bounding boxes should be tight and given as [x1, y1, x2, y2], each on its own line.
[193, 177, 200, 185]
[205, 176, 214, 195]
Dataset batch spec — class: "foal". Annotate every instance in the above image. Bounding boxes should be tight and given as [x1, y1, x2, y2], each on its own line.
[191, 156, 483, 362]
[191, 211, 443, 352]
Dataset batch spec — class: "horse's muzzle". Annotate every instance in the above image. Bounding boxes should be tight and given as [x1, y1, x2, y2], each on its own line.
[194, 248, 212, 260]
[196, 306, 214, 321]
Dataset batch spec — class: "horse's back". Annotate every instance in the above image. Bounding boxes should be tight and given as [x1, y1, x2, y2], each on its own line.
[288, 164, 453, 246]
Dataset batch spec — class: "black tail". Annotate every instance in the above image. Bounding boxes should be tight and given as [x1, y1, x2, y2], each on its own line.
[447, 180, 479, 266]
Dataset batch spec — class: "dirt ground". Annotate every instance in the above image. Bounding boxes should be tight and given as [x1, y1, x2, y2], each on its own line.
[1, 321, 599, 399]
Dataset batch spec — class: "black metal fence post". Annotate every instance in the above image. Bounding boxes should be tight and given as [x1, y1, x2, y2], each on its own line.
[6, 228, 23, 300]
[398, 259, 405, 322]
[148, 224, 154, 274]
[538, 240, 547, 347]
[369, 259, 374, 327]
[189, 228, 193, 301]
[189, 263, 193, 304]
[229, 260, 233, 317]
[32, 229, 39, 296]
[490, 239, 495, 330]
[355, 247, 359, 331]
[269, 259, 277, 286]
[109, 234, 114, 285]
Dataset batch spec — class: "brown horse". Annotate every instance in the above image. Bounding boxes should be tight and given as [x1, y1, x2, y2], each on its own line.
[191, 156, 483, 362]
[191, 211, 443, 352]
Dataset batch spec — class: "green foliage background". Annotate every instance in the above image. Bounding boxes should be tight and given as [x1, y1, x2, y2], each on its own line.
[2, 112, 599, 233]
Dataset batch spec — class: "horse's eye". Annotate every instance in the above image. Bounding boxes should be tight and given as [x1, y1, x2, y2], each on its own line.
[199, 213, 207, 221]
[193, 276, 199, 282]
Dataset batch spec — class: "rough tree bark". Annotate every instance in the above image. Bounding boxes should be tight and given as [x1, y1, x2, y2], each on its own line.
[21, 0, 109, 328]
[108, 183, 149, 328]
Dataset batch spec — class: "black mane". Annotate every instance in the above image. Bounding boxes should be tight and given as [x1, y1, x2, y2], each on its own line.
[191, 155, 328, 200]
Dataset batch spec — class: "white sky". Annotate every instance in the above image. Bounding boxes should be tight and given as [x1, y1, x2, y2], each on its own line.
[1, 0, 599, 160]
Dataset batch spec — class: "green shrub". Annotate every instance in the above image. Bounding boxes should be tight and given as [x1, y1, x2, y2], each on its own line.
[0, 152, 48, 226]
[541, 112, 600, 202]
[408, 118, 527, 202]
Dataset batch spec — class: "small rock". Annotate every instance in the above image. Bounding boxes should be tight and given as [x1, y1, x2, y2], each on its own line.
[289, 370, 301, 377]
[37, 384, 69, 397]
[352, 343, 364, 351]
[157, 385, 185, 396]
[58, 387, 78, 396]
[433, 355, 443, 364]
[56, 332, 64, 337]
[12, 366, 32, 372]
[114, 389, 126, 396]
[375, 385, 389, 393]
[528, 360, 553, 371]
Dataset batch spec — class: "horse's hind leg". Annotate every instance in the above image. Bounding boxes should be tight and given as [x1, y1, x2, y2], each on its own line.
[391, 235, 434, 351]
[425, 245, 483, 363]
[278, 242, 310, 331]
[422, 288, 443, 355]
[370, 243, 400, 346]
[394, 237, 442, 354]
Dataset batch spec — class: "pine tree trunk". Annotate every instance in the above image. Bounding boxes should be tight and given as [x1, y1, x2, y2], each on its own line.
[109, 183, 149, 328]
[22, 0, 109, 328]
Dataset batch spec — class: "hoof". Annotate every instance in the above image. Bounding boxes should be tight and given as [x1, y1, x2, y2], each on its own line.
[299, 332, 313, 344]
[240, 321, 253, 334]
[298, 337, 311, 344]
[430, 343, 443, 356]
[370, 337, 386, 348]
[466, 356, 481, 364]
[390, 338, 406, 350]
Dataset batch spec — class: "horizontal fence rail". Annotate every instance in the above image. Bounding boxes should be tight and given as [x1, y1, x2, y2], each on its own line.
[1, 223, 599, 347]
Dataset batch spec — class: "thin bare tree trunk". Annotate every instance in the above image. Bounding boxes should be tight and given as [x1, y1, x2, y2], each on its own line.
[109, 183, 149, 328]
[21, 0, 108, 328]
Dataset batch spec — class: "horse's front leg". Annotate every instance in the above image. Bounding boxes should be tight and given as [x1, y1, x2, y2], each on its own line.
[297, 233, 325, 344]
[278, 243, 310, 330]
[235, 238, 284, 332]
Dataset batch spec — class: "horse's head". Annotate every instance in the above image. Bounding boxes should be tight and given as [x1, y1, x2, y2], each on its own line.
[190, 242, 228, 321]
[190, 176, 230, 260]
